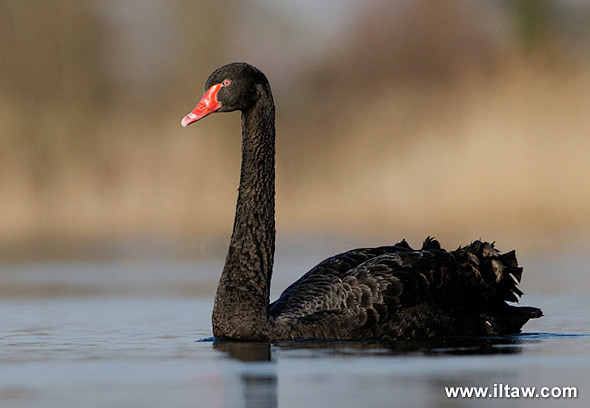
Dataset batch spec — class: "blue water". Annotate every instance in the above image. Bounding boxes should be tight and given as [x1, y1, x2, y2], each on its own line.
[1, 240, 589, 408]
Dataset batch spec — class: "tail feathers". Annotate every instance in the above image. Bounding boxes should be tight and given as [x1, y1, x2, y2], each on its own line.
[499, 305, 543, 334]
[452, 240, 525, 305]
[520, 306, 543, 319]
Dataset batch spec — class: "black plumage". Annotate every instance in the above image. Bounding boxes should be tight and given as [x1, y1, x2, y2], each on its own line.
[270, 238, 541, 340]
[181, 62, 542, 341]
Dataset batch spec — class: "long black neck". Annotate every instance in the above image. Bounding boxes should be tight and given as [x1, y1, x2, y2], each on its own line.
[212, 86, 276, 340]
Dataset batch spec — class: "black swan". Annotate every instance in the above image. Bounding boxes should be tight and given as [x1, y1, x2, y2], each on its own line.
[181, 62, 542, 341]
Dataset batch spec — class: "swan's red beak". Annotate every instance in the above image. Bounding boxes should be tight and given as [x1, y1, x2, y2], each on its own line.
[181, 83, 222, 127]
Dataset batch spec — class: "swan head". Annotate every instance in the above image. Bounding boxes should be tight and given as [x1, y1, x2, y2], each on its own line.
[181, 62, 269, 127]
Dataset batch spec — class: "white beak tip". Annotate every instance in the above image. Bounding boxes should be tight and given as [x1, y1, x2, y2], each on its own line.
[181, 112, 199, 128]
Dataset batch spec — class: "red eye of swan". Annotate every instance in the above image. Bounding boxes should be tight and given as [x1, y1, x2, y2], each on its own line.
[222, 79, 231, 86]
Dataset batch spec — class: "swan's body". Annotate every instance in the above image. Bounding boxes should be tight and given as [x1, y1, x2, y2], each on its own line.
[182, 62, 541, 341]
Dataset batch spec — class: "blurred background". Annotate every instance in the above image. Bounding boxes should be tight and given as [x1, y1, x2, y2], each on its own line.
[1, 0, 590, 260]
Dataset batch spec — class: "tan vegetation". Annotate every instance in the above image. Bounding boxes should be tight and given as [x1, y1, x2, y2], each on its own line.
[1, 0, 589, 257]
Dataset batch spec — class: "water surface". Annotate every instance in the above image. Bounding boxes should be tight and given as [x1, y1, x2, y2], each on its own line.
[1, 243, 589, 408]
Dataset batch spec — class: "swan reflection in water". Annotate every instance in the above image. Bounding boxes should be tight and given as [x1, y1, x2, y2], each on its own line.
[210, 336, 528, 408]
[213, 341, 275, 408]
